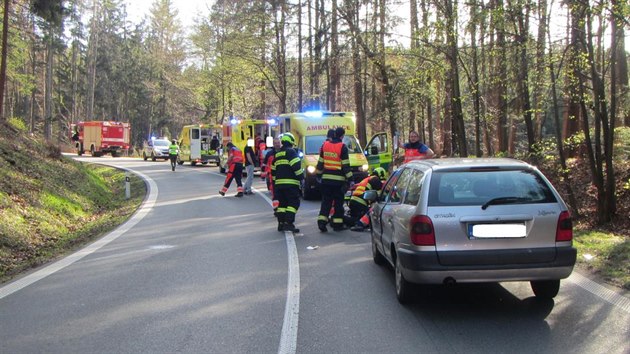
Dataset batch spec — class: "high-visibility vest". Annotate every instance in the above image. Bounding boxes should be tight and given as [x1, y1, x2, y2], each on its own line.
[229, 147, 244, 164]
[350, 176, 373, 206]
[322, 141, 343, 170]
[403, 144, 429, 163]
[169, 144, 178, 155]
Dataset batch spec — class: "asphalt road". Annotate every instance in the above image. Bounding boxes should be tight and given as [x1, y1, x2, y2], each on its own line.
[1, 156, 628, 354]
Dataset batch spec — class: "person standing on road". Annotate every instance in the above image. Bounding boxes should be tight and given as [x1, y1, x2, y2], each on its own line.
[271, 133, 303, 233]
[316, 127, 353, 232]
[169, 139, 179, 172]
[399, 130, 434, 164]
[219, 142, 244, 197]
[243, 139, 258, 195]
[262, 137, 282, 214]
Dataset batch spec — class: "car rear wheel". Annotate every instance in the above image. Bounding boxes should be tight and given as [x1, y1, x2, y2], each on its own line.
[530, 280, 560, 299]
[371, 229, 385, 266]
[395, 255, 413, 304]
[151, 153, 156, 161]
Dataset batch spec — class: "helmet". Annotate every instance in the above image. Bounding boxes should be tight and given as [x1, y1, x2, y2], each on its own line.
[171, 139, 177, 144]
[280, 132, 295, 146]
[371, 167, 388, 180]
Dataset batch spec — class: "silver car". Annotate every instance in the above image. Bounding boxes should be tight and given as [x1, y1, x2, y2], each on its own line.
[143, 138, 171, 161]
[365, 158, 576, 303]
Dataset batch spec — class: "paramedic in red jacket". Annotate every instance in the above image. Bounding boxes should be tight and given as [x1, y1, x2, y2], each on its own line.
[219, 142, 244, 197]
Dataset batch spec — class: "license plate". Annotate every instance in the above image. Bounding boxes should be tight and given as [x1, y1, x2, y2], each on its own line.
[469, 223, 526, 238]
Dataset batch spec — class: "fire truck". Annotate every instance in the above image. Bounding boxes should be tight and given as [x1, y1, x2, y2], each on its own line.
[71, 121, 131, 157]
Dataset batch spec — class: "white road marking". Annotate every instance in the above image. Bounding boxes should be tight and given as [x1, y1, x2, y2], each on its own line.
[255, 188, 300, 354]
[568, 271, 630, 314]
[0, 169, 157, 300]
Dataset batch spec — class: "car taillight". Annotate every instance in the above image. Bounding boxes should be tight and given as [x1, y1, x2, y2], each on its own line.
[410, 215, 435, 246]
[556, 211, 573, 241]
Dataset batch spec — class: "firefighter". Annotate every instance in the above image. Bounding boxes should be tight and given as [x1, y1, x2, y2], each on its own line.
[169, 139, 179, 172]
[219, 142, 244, 197]
[271, 133, 303, 233]
[346, 167, 388, 231]
[262, 137, 281, 213]
[316, 127, 353, 232]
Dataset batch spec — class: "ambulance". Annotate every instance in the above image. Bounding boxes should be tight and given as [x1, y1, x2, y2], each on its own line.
[177, 124, 223, 166]
[218, 117, 281, 174]
[277, 111, 392, 200]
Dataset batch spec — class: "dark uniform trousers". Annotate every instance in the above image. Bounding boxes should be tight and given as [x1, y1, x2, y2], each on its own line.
[275, 187, 301, 224]
[318, 183, 346, 227]
[345, 199, 369, 226]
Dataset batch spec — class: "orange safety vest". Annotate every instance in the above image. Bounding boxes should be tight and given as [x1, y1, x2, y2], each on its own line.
[229, 146, 244, 164]
[403, 146, 429, 163]
[352, 177, 372, 198]
[322, 141, 343, 170]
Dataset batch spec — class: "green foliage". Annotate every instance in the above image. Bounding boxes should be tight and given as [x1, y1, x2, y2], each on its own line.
[0, 125, 145, 281]
[7, 117, 27, 132]
[574, 230, 630, 290]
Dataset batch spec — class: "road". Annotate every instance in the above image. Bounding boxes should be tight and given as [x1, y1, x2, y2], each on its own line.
[1, 156, 628, 354]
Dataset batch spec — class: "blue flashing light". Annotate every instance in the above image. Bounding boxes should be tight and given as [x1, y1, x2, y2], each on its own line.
[150, 136, 156, 141]
[267, 118, 277, 125]
[304, 111, 323, 118]
[298, 151, 304, 158]
[230, 118, 239, 125]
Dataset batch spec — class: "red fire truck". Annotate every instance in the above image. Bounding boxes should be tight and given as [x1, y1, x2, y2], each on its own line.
[71, 121, 131, 157]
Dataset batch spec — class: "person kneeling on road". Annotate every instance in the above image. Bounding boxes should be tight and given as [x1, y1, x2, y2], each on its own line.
[271, 133, 303, 233]
[346, 167, 388, 231]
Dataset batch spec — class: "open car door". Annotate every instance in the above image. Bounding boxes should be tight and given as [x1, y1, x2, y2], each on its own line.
[364, 132, 393, 172]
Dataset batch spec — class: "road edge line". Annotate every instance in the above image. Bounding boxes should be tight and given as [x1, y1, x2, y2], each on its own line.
[0, 168, 157, 300]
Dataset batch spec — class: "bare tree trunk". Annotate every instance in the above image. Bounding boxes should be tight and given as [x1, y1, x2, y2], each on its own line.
[493, 0, 508, 153]
[611, 0, 628, 127]
[329, 0, 340, 111]
[533, 0, 548, 139]
[0, 0, 9, 122]
[307, 0, 314, 102]
[444, 0, 467, 156]
[297, 0, 303, 112]
[86, 0, 99, 121]
[468, 0, 483, 156]
[44, 30, 53, 140]
[511, 0, 535, 152]
[350, 2, 366, 144]
[548, 27, 579, 217]
[259, 0, 267, 117]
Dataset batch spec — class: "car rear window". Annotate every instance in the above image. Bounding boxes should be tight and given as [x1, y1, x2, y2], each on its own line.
[428, 169, 557, 207]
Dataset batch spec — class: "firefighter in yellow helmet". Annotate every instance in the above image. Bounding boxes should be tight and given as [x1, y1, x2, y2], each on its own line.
[271, 133, 304, 233]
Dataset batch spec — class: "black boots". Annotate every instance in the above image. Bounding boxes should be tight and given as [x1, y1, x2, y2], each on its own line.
[278, 222, 299, 233]
[318, 220, 328, 232]
[283, 223, 300, 233]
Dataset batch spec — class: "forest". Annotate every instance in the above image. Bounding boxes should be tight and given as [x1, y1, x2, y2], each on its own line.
[0, 0, 628, 226]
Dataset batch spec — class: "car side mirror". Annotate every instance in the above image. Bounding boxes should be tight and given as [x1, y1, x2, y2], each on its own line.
[363, 190, 378, 202]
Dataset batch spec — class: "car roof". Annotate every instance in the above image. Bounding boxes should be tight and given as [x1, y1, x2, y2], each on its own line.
[404, 158, 534, 172]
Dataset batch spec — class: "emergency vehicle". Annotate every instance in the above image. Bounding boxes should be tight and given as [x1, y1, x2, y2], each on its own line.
[71, 121, 131, 157]
[218, 117, 281, 174]
[177, 124, 223, 166]
[277, 111, 393, 200]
